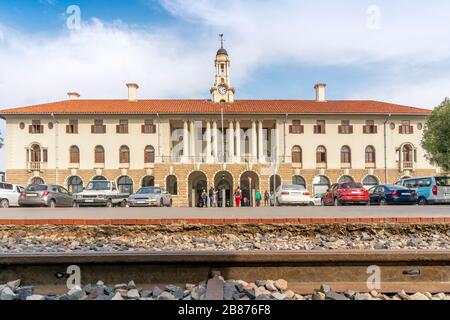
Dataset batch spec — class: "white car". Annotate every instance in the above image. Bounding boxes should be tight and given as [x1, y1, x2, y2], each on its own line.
[272, 185, 313, 206]
[0, 182, 25, 208]
[311, 193, 325, 206]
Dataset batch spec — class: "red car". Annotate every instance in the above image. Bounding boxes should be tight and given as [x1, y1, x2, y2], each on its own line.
[323, 182, 370, 206]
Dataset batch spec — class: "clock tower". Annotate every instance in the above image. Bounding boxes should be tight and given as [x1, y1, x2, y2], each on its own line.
[211, 35, 235, 103]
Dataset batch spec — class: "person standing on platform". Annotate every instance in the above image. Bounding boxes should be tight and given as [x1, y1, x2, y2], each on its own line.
[256, 190, 262, 207]
[201, 189, 208, 208]
[264, 190, 270, 207]
[234, 186, 242, 207]
[208, 187, 214, 208]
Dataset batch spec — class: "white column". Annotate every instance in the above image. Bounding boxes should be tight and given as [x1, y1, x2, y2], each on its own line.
[235, 121, 241, 163]
[251, 120, 257, 163]
[206, 121, 213, 163]
[228, 121, 234, 163]
[182, 121, 189, 163]
[190, 121, 195, 163]
[274, 122, 280, 163]
[258, 121, 265, 163]
[213, 121, 218, 161]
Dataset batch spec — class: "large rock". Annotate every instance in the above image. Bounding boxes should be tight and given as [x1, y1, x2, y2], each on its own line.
[324, 291, 348, 301]
[7, 279, 21, 291]
[158, 292, 177, 300]
[67, 286, 85, 300]
[111, 292, 124, 300]
[312, 292, 326, 300]
[271, 292, 286, 300]
[127, 289, 141, 299]
[274, 279, 288, 291]
[152, 286, 163, 297]
[1, 287, 17, 300]
[26, 295, 45, 301]
[409, 292, 430, 300]
[264, 280, 277, 292]
[354, 293, 371, 301]
[320, 284, 332, 293]
[18, 287, 34, 300]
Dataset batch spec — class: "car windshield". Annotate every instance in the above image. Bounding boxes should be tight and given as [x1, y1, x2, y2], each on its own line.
[386, 185, 409, 191]
[436, 177, 450, 187]
[26, 185, 47, 192]
[341, 183, 363, 189]
[86, 181, 111, 191]
[136, 187, 161, 195]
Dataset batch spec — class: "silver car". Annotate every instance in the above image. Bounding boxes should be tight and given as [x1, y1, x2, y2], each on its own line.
[19, 184, 75, 208]
[0, 183, 25, 208]
[272, 184, 313, 206]
[128, 187, 173, 207]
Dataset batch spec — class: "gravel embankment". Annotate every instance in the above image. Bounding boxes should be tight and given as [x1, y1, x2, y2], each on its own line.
[0, 224, 449, 253]
[1, 278, 449, 301]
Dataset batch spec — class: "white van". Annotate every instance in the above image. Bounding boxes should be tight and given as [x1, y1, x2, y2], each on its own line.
[0, 183, 25, 208]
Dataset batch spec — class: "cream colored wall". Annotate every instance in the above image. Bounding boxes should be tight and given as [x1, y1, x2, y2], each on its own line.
[5, 113, 434, 172]
[283, 115, 432, 170]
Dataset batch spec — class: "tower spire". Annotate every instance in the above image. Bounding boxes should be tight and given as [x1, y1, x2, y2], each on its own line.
[219, 34, 224, 49]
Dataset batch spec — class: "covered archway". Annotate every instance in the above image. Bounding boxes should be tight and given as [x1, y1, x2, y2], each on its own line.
[30, 177, 45, 185]
[67, 176, 83, 193]
[338, 175, 354, 184]
[142, 176, 155, 187]
[269, 175, 282, 193]
[240, 171, 260, 207]
[214, 171, 234, 208]
[188, 171, 208, 208]
[313, 175, 331, 195]
[117, 176, 133, 195]
[93, 176, 107, 181]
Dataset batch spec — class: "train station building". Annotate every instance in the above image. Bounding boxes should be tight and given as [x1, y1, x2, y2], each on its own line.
[0, 46, 437, 207]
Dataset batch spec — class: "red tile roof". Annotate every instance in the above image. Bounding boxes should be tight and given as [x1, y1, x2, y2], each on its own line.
[0, 99, 432, 116]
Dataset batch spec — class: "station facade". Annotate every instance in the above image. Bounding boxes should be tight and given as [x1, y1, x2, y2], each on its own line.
[1, 46, 437, 207]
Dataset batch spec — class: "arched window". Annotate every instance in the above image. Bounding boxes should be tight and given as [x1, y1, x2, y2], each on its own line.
[117, 176, 133, 194]
[313, 175, 331, 195]
[292, 175, 306, 188]
[166, 175, 178, 195]
[30, 144, 41, 162]
[338, 175, 354, 183]
[142, 176, 155, 187]
[341, 146, 351, 163]
[270, 175, 282, 193]
[291, 146, 302, 163]
[119, 146, 130, 164]
[365, 146, 376, 163]
[402, 144, 413, 162]
[144, 145, 155, 164]
[95, 146, 105, 164]
[67, 176, 83, 193]
[30, 177, 45, 185]
[69, 146, 80, 164]
[363, 175, 379, 188]
[316, 146, 327, 163]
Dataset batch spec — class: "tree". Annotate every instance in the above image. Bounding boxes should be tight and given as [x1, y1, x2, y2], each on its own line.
[421, 98, 450, 171]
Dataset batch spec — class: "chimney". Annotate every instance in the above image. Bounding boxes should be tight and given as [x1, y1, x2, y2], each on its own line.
[67, 92, 80, 100]
[314, 83, 327, 102]
[127, 83, 139, 101]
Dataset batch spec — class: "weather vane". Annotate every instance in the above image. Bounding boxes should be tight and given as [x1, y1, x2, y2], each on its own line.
[219, 34, 224, 48]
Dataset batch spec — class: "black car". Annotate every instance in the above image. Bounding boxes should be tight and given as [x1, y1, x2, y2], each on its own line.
[369, 185, 418, 206]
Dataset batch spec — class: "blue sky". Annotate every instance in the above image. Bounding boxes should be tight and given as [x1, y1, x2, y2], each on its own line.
[1, 0, 450, 169]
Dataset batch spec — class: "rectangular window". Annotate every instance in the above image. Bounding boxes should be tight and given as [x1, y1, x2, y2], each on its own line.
[364, 120, 377, 134]
[66, 120, 78, 134]
[289, 120, 304, 134]
[29, 120, 44, 134]
[92, 120, 106, 134]
[142, 119, 156, 134]
[339, 120, 353, 134]
[117, 119, 129, 134]
[399, 120, 413, 134]
[314, 120, 326, 134]
[43, 149, 48, 163]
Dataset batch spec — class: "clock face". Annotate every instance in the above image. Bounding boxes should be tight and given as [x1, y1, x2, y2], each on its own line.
[218, 85, 227, 95]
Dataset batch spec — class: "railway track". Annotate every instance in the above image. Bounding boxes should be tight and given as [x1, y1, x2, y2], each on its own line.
[1, 251, 449, 296]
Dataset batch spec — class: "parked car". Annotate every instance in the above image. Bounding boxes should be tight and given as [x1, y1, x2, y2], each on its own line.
[368, 184, 417, 206]
[323, 182, 370, 206]
[311, 193, 325, 206]
[0, 183, 25, 208]
[19, 184, 75, 208]
[128, 187, 173, 207]
[397, 176, 450, 205]
[74, 180, 129, 207]
[272, 185, 312, 206]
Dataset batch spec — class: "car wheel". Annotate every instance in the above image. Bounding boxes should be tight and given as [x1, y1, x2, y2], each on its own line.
[49, 200, 56, 208]
[168, 199, 173, 208]
[120, 200, 127, 208]
[160, 199, 164, 207]
[379, 198, 387, 206]
[334, 198, 341, 206]
[418, 197, 428, 206]
[106, 199, 113, 208]
[72, 202, 79, 208]
[0, 199, 9, 208]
